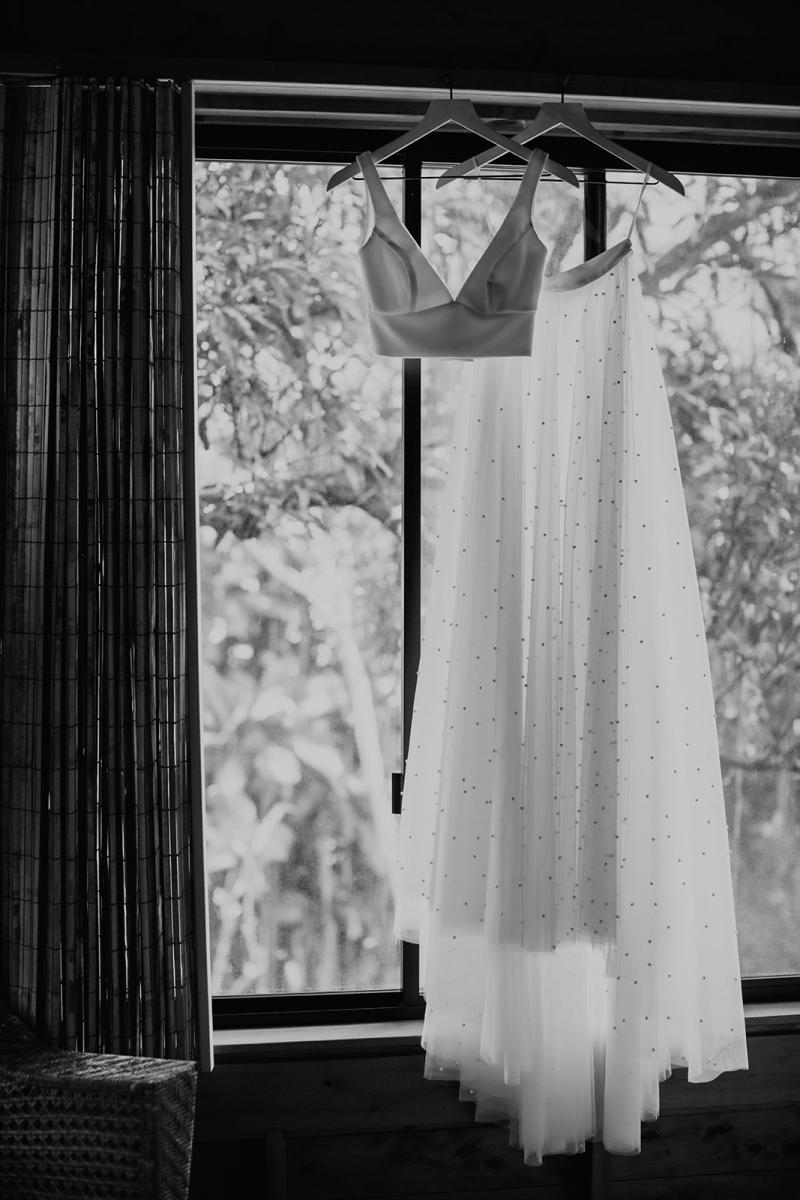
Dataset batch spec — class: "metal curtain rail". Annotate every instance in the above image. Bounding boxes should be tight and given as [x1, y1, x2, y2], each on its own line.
[194, 78, 800, 117]
[195, 82, 800, 146]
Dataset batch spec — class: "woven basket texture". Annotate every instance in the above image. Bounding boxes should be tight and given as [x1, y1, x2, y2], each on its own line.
[0, 1004, 197, 1200]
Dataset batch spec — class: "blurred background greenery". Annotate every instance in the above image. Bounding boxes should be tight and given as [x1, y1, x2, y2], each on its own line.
[195, 160, 800, 995]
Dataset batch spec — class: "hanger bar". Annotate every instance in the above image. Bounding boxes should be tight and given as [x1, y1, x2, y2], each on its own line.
[350, 169, 656, 184]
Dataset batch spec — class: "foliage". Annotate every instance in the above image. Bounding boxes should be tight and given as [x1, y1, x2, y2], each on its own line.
[196, 161, 407, 993]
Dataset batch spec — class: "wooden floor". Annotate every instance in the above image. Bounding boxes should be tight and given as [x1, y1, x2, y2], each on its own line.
[189, 1029, 800, 1199]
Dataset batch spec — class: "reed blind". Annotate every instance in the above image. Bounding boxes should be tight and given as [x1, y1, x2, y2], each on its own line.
[0, 77, 201, 1059]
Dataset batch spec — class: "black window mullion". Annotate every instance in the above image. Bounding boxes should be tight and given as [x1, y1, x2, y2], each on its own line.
[400, 150, 423, 760]
[400, 149, 423, 1010]
[584, 167, 607, 259]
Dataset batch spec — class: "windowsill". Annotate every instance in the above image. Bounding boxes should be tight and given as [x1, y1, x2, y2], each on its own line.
[213, 1003, 800, 1060]
[744, 1001, 800, 1019]
[215, 1019, 424, 1047]
[213, 1019, 425, 1061]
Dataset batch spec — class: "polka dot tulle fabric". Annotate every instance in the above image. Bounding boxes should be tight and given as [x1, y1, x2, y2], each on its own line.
[394, 249, 748, 1164]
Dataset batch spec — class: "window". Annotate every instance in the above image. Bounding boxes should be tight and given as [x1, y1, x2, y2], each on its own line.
[194, 115, 800, 1026]
[195, 160, 405, 1020]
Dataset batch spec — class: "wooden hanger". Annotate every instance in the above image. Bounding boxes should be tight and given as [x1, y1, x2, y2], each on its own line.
[326, 91, 580, 191]
[436, 99, 685, 195]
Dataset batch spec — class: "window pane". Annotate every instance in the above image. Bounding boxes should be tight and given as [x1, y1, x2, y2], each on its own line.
[195, 161, 402, 996]
[608, 172, 800, 977]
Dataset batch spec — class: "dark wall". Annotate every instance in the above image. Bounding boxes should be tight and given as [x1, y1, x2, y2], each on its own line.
[4, 0, 800, 97]
[190, 1034, 800, 1200]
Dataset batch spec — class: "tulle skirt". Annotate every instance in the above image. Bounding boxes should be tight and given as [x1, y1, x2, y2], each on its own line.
[394, 249, 748, 1165]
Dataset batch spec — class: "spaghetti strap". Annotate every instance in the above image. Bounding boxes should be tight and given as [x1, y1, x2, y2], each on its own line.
[628, 163, 651, 239]
[474, 148, 547, 239]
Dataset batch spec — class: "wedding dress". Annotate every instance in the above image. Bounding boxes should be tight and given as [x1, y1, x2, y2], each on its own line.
[392, 196, 748, 1163]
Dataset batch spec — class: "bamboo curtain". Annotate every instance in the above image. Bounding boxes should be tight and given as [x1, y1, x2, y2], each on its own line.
[0, 78, 202, 1059]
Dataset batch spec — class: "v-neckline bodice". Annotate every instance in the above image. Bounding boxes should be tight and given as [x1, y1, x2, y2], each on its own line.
[357, 148, 548, 307]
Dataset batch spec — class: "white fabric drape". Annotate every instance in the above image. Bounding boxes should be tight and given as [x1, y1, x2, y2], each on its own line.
[395, 250, 748, 1165]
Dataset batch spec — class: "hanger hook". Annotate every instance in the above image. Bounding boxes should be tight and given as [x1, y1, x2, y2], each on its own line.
[560, 73, 571, 104]
[443, 73, 453, 101]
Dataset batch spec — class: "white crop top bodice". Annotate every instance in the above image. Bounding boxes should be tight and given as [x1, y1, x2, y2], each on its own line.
[357, 149, 549, 358]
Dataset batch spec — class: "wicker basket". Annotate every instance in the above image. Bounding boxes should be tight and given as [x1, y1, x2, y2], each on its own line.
[0, 1003, 197, 1200]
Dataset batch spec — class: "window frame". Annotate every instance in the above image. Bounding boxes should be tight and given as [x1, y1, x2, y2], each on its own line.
[195, 118, 800, 1030]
